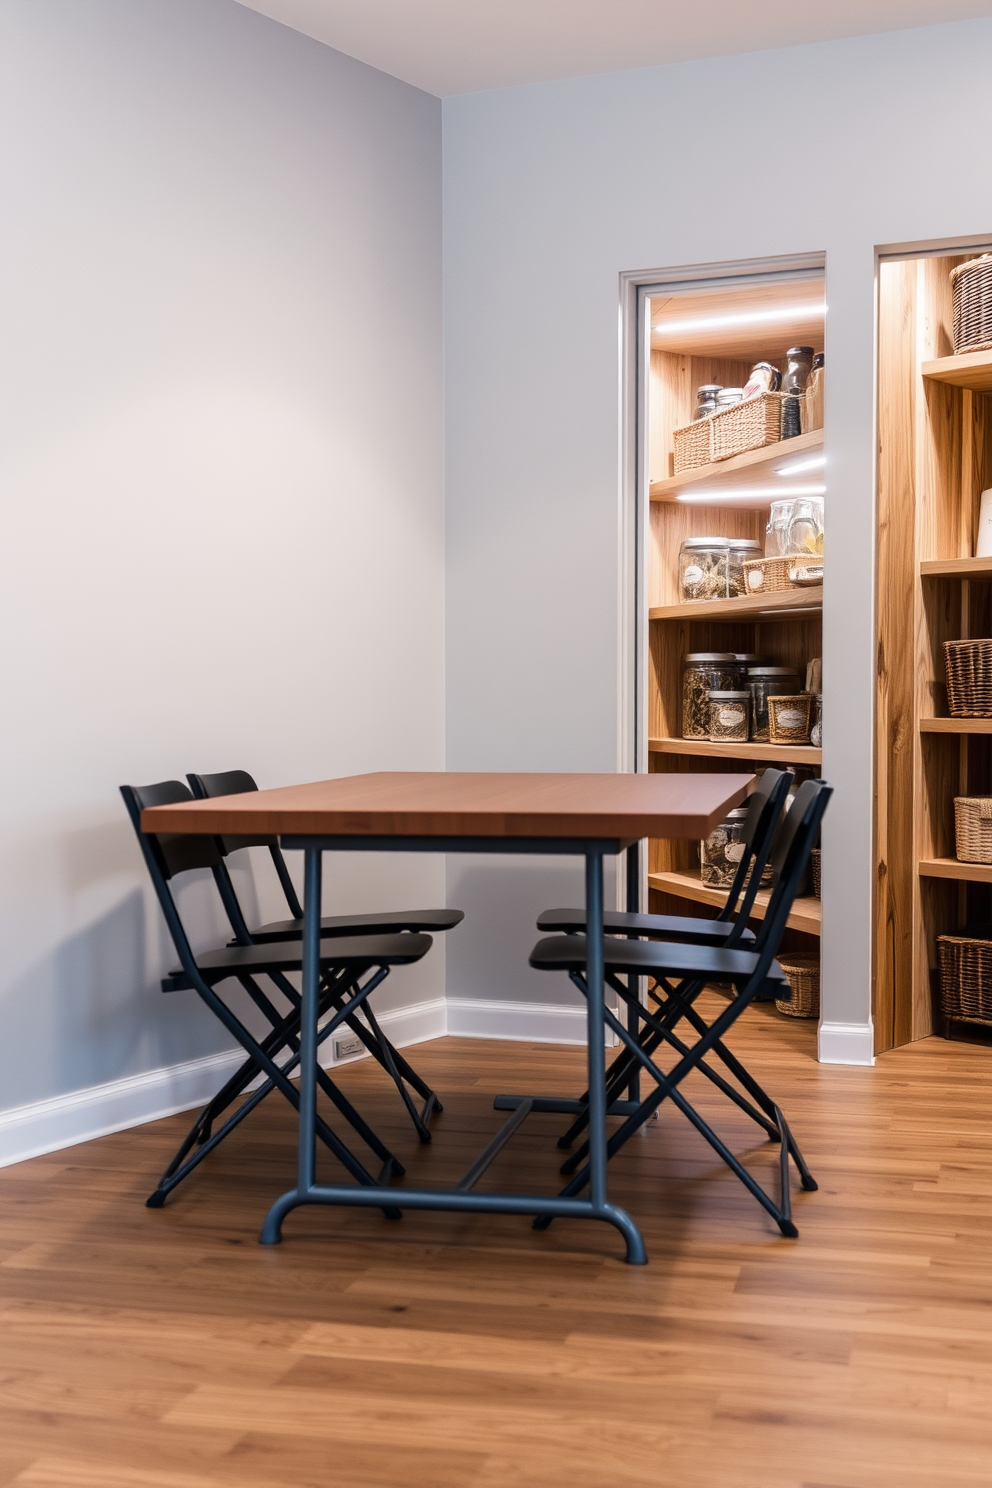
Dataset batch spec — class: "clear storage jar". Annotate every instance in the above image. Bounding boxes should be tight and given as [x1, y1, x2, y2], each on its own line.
[748, 666, 801, 742]
[708, 690, 750, 743]
[679, 537, 761, 602]
[682, 653, 738, 740]
[700, 807, 749, 888]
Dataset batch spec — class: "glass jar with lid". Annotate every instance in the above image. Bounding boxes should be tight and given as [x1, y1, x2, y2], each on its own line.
[694, 384, 721, 420]
[786, 496, 825, 558]
[708, 690, 750, 743]
[715, 387, 744, 412]
[682, 653, 738, 739]
[732, 652, 767, 689]
[679, 537, 761, 602]
[700, 806, 749, 888]
[748, 666, 801, 741]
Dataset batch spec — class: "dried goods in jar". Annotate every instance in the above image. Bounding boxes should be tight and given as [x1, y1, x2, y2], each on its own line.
[708, 690, 750, 743]
[682, 653, 737, 740]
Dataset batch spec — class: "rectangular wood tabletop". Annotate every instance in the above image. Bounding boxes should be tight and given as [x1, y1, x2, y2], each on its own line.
[140, 771, 751, 842]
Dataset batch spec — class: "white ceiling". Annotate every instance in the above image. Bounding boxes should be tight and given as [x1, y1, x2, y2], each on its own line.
[236, 0, 992, 96]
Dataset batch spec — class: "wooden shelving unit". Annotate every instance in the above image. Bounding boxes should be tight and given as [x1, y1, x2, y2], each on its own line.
[876, 257, 992, 1051]
[649, 737, 821, 765]
[644, 274, 825, 973]
[647, 869, 821, 936]
[650, 429, 824, 502]
[649, 586, 822, 623]
[919, 857, 992, 885]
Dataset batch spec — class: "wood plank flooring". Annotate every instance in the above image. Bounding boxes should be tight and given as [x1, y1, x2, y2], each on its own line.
[2, 1004, 990, 1488]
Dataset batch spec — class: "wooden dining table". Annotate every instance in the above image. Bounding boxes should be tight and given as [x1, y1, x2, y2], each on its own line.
[142, 770, 751, 1264]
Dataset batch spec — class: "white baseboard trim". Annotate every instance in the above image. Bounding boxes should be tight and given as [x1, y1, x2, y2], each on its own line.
[818, 1019, 875, 1066]
[0, 996, 447, 1170]
[446, 996, 600, 1045]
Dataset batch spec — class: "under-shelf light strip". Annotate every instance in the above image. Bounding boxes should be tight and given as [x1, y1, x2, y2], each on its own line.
[677, 483, 826, 502]
[653, 302, 826, 336]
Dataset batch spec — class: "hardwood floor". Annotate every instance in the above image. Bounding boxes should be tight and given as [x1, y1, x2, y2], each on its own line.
[2, 1004, 990, 1488]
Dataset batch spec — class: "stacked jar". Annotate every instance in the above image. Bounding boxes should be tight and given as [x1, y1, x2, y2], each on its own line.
[678, 537, 763, 603]
[682, 653, 738, 739]
[747, 666, 801, 743]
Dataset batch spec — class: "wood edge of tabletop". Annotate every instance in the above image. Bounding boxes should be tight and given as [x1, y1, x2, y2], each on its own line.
[139, 774, 752, 841]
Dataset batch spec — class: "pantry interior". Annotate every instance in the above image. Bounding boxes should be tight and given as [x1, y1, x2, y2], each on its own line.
[641, 266, 826, 1021]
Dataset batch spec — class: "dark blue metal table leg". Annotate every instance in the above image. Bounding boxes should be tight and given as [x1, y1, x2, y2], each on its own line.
[624, 841, 641, 1104]
[585, 848, 646, 1266]
[261, 845, 323, 1245]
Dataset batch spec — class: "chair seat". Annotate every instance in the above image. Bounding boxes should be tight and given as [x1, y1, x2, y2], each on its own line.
[536, 907, 756, 946]
[248, 908, 464, 943]
[529, 933, 787, 989]
[166, 932, 432, 991]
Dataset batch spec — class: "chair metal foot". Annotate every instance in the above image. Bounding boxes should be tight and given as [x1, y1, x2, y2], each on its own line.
[778, 1219, 800, 1238]
[145, 1189, 167, 1209]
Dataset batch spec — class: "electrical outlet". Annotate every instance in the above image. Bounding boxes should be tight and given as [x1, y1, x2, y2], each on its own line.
[334, 1033, 366, 1061]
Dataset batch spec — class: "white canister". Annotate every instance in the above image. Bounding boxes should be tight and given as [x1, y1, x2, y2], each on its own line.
[976, 488, 992, 558]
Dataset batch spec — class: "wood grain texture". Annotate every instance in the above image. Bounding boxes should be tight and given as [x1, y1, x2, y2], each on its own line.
[918, 856, 992, 883]
[646, 870, 821, 935]
[648, 738, 822, 765]
[1, 1021, 989, 1488]
[650, 429, 824, 502]
[139, 772, 752, 844]
[922, 347, 992, 393]
[649, 584, 823, 622]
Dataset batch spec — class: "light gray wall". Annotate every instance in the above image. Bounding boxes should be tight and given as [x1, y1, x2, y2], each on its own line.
[442, 18, 992, 1029]
[0, 0, 444, 1113]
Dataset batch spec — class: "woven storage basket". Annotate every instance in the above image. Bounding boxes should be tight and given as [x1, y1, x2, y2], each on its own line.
[936, 935, 992, 1026]
[950, 255, 992, 355]
[811, 847, 821, 899]
[943, 638, 992, 717]
[710, 391, 788, 461]
[775, 953, 820, 1019]
[743, 556, 797, 594]
[672, 417, 714, 475]
[954, 797, 992, 863]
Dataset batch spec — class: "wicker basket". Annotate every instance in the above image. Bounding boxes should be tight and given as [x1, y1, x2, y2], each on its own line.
[811, 847, 821, 899]
[672, 418, 714, 475]
[953, 797, 992, 863]
[944, 639, 992, 717]
[775, 953, 820, 1018]
[769, 693, 812, 745]
[950, 255, 992, 356]
[742, 556, 804, 594]
[936, 935, 992, 1026]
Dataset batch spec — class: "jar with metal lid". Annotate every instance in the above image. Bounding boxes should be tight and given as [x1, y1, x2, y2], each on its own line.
[679, 537, 730, 602]
[694, 384, 721, 420]
[748, 666, 801, 741]
[782, 346, 814, 438]
[715, 387, 744, 410]
[708, 690, 750, 743]
[727, 539, 762, 598]
[682, 653, 738, 739]
[732, 652, 767, 689]
[700, 806, 749, 888]
[743, 361, 781, 397]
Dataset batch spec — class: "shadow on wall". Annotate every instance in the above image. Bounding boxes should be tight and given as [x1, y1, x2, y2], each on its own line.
[0, 882, 236, 1115]
[446, 854, 616, 1008]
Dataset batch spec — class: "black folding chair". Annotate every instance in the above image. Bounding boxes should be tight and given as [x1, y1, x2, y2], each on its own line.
[187, 769, 462, 1142]
[540, 767, 792, 1135]
[122, 781, 433, 1211]
[529, 779, 832, 1237]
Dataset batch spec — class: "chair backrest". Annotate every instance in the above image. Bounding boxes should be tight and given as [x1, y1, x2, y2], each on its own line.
[120, 781, 224, 979]
[748, 779, 832, 985]
[188, 770, 304, 922]
[720, 768, 792, 936]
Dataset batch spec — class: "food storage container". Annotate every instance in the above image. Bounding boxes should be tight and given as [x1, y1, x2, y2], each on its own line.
[682, 653, 738, 739]
[700, 807, 749, 888]
[748, 667, 801, 741]
[708, 690, 750, 743]
[769, 693, 813, 744]
[694, 384, 721, 420]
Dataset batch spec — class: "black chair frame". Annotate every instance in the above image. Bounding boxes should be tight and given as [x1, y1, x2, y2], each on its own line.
[529, 779, 831, 1237]
[187, 770, 456, 1143]
[122, 783, 431, 1211]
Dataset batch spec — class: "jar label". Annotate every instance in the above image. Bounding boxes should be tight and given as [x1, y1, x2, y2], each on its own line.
[778, 708, 805, 728]
[726, 842, 745, 863]
[683, 565, 704, 586]
[718, 707, 745, 726]
[747, 569, 764, 589]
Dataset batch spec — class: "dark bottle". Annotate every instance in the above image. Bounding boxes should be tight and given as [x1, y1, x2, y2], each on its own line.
[781, 345, 814, 439]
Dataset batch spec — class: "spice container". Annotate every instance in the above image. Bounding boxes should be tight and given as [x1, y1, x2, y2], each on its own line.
[682, 653, 738, 739]
[769, 693, 813, 744]
[700, 807, 749, 888]
[743, 361, 781, 397]
[708, 691, 750, 743]
[748, 667, 801, 741]
[810, 694, 823, 748]
[781, 345, 814, 438]
[694, 384, 721, 420]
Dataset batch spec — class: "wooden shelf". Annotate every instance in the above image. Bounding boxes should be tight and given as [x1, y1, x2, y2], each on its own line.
[647, 868, 822, 936]
[649, 585, 822, 622]
[920, 717, 992, 734]
[649, 737, 822, 765]
[919, 857, 992, 884]
[921, 350, 992, 394]
[921, 556, 992, 577]
[650, 429, 824, 503]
